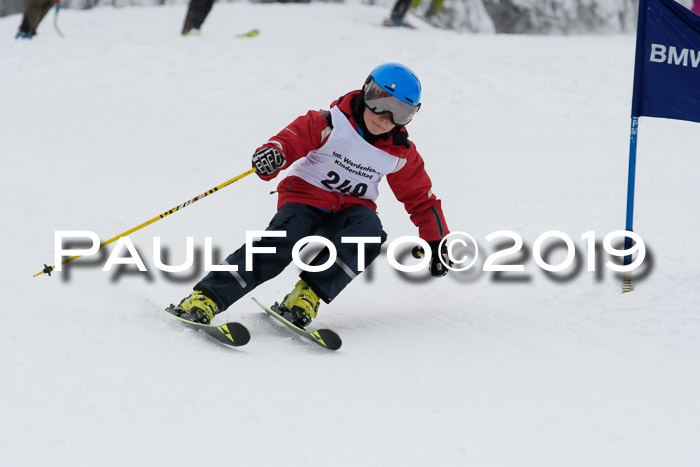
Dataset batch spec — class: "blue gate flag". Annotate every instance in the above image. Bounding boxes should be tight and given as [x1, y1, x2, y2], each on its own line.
[631, 0, 700, 123]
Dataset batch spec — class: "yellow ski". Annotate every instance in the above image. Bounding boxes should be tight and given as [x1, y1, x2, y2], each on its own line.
[252, 298, 342, 351]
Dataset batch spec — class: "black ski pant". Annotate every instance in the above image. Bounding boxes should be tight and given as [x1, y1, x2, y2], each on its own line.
[182, 0, 214, 33]
[390, 0, 412, 20]
[18, 0, 55, 35]
[196, 203, 387, 311]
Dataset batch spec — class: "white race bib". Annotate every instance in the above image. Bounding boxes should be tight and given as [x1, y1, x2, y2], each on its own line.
[286, 106, 399, 201]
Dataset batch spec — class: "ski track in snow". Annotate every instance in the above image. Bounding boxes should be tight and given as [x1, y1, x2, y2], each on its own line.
[2, 3, 700, 466]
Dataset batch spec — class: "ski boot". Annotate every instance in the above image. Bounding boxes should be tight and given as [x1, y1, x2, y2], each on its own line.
[279, 280, 320, 328]
[383, 16, 416, 29]
[173, 290, 219, 324]
[182, 28, 200, 36]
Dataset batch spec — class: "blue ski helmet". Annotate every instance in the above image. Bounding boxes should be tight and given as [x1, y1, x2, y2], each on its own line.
[363, 63, 421, 126]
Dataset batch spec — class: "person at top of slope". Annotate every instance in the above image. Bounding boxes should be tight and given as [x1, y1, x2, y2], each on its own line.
[171, 62, 451, 328]
[15, 0, 57, 39]
[181, 0, 214, 35]
[384, 0, 446, 28]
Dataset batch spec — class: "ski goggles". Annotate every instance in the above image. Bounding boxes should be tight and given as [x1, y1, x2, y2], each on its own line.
[363, 79, 420, 126]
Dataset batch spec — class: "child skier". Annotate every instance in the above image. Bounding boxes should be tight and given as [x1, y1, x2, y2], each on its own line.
[172, 62, 451, 328]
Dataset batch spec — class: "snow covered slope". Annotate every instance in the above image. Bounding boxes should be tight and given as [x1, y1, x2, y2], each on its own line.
[2, 3, 699, 466]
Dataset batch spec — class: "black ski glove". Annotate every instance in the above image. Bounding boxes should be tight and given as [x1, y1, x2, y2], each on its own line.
[412, 240, 452, 277]
[252, 147, 286, 177]
[429, 240, 451, 277]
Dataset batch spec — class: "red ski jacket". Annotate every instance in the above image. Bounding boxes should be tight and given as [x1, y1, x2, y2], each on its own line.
[256, 91, 449, 242]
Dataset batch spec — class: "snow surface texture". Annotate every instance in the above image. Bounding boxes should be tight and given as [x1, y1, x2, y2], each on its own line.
[2, 3, 700, 466]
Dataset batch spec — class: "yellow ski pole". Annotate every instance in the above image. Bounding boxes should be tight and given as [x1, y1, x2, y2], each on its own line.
[34, 167, 258, 277]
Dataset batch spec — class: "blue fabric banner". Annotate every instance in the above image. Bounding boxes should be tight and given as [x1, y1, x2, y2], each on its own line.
[631, 0, 700, 123]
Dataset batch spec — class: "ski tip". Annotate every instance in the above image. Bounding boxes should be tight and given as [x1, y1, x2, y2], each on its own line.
[315, 329, 342, 351]
[222, 322, 251, 347]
